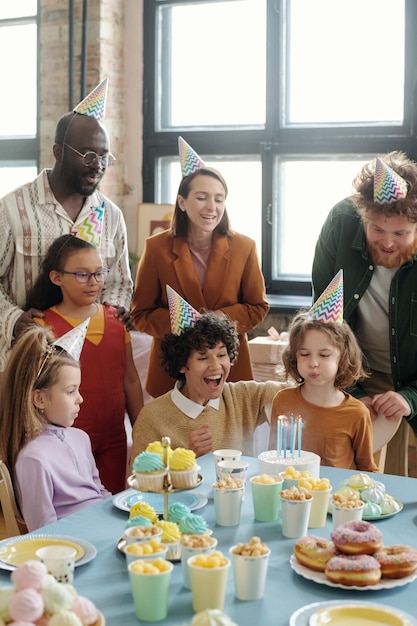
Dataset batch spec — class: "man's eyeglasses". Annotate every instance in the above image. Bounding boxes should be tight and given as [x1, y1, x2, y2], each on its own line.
[60, 269, 110, 284]
[64, 143, 116, 168]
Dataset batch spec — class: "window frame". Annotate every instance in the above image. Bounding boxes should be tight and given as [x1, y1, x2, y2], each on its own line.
[0, 4, 40, 170]
[142, 0, 417, 312]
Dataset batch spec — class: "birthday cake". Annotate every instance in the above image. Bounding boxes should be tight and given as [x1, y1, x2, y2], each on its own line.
[258, 450, 321, 478]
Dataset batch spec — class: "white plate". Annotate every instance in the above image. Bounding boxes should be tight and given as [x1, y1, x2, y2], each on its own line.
[0, 534, 97, 571]
[290, 554, 417, 591]
[112, 488, 208, 514]
[327, 497, 403, 521]
[290, 601, 417, 626]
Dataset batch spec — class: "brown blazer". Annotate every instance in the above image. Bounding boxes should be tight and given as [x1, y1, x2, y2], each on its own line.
[131, 229, 269, 397]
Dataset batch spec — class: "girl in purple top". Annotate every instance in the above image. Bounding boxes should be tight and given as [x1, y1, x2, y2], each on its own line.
[0, 326, 110, 531]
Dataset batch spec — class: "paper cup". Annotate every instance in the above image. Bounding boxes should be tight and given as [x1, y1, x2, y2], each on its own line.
[123, 542, 168, 566]
[36, 545, 77, 584]
[213, 449, 242, 481]
[229, 546, 270, 601]
[332, 500, 364, 529]
[280, 494, 312, 539]
[128, 559, 173, 622]
[217, 460, 248, 485]
[188, 555, 230, 612]
[250, 475, 283, 522]
[180, 536, 218, 589]
[213, 487, 244, 526]
[279, 472, 300, 490]
[123, 526, 162, 545]
[307, 488, 332, 528]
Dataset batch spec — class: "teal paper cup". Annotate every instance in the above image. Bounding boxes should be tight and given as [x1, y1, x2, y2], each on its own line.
[250, 475, 283, 521]
[128, 559, 173, 621]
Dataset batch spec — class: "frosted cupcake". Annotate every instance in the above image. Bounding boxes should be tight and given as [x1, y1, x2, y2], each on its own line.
[133, 450, 167, 492]
[169, 447, 200, 489]
[129, 502, 158, 524]
[146, 440, 172, 463]
[179, 513, 209, 536]
[155, 520, 182, 560]
[168, 502, 191, 523]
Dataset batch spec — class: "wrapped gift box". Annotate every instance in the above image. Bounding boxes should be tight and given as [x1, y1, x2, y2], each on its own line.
[248, 336, 287, 365]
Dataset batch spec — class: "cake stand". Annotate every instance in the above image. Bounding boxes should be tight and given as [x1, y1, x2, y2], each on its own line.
[128, 437, 203, 520]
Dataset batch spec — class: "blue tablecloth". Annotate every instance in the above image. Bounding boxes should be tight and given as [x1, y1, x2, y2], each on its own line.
[1, 454, 417, 626]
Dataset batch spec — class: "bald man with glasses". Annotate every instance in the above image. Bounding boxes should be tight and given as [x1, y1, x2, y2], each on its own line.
[0, 81, 132, 372]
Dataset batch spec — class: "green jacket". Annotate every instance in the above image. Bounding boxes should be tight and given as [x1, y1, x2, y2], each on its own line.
[312, 197, 417, 434]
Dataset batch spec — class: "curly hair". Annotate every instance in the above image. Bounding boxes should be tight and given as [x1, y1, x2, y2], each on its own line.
[170, 168, 231, 237]
[160, 312, 239, 381]
[282, 313, 368, 389]
[25, 234, 96, 311]
[353, 151, 417, 222]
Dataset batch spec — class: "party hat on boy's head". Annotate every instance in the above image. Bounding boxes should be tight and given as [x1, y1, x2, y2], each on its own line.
[178, 136, 205, 177]
[54, 318, 90, 361]
[309, 270, 343, 324]
[167, 285, 201, 335]
[374, 157, 408, 205]
[73, 77, 108, 121]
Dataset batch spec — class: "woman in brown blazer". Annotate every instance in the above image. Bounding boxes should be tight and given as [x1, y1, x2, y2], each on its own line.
[131, 140, 269, 398]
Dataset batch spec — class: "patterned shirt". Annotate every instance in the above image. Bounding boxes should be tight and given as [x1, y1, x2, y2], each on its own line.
[0, 169, 132, 370]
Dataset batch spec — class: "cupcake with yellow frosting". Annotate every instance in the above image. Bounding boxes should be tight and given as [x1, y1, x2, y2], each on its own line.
[129, 502, 158, 525]
[155, 520, 182, 560]
[169, 447, 200, 489]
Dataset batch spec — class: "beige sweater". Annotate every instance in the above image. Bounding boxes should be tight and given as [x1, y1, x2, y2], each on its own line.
[131, 380, 282, 461]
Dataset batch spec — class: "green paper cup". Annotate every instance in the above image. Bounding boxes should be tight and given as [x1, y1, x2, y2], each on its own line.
[250, 475, 283, 522]
[128, 559, 173, 622]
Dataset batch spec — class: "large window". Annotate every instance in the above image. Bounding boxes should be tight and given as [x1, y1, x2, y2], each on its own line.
[143, 0, 417, 310]
[0, 1, 38, 195]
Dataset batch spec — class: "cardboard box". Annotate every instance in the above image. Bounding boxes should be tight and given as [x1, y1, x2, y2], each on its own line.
[248, 336, 287, 365]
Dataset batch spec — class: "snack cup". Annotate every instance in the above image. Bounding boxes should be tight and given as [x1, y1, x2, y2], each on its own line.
[128, 559, 173, 622]
[188, 555, 230, 612]
[217, 460, 248, 485]
[279, 471, 300, 490]
[229, 546, 270, 601]
[213, 486, 244, 526]
[36, 545, 77, 584]
[123, 542, 168, 566]
[332, 499, 364, 529]
[250, 475, 283, 522]
[280, 494, 312, 539]
[123, 526, 162, 545]
[213, 449, 242, 481]
[307, 487, 332, 528]
[180, 536, 218, 589]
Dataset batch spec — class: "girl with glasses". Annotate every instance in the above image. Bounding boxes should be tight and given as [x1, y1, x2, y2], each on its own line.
[25, 234, 144, 494]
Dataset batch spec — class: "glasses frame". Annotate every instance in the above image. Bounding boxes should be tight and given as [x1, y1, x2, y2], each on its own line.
[63, 143, 116, 168]
[60, 269, 110, 284]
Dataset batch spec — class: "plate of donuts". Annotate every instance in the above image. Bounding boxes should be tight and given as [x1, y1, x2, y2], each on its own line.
[289, 600, 417, 626]
[290, 555, 417, 590]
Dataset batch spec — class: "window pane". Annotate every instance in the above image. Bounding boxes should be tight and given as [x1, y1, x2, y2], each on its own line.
[157, 158, 262, 253]
[0, 24, 37, 136]
[0, 164, 37, 197]
[273, 158, 369, 279]
[0, 2, 36, 19]
[157, 0, 266, 129]
[287, 0, 404, 125]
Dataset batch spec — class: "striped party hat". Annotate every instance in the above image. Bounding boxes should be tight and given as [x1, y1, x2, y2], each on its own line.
[73, 77, 108, 121]
[71, 203, 104, 247]
[310, 270, 343, 324]
[178, 136, 205, 177]
[374, 157, 408, 205]
[54, 318, 90, 361]
[167, 286, 201, 335]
